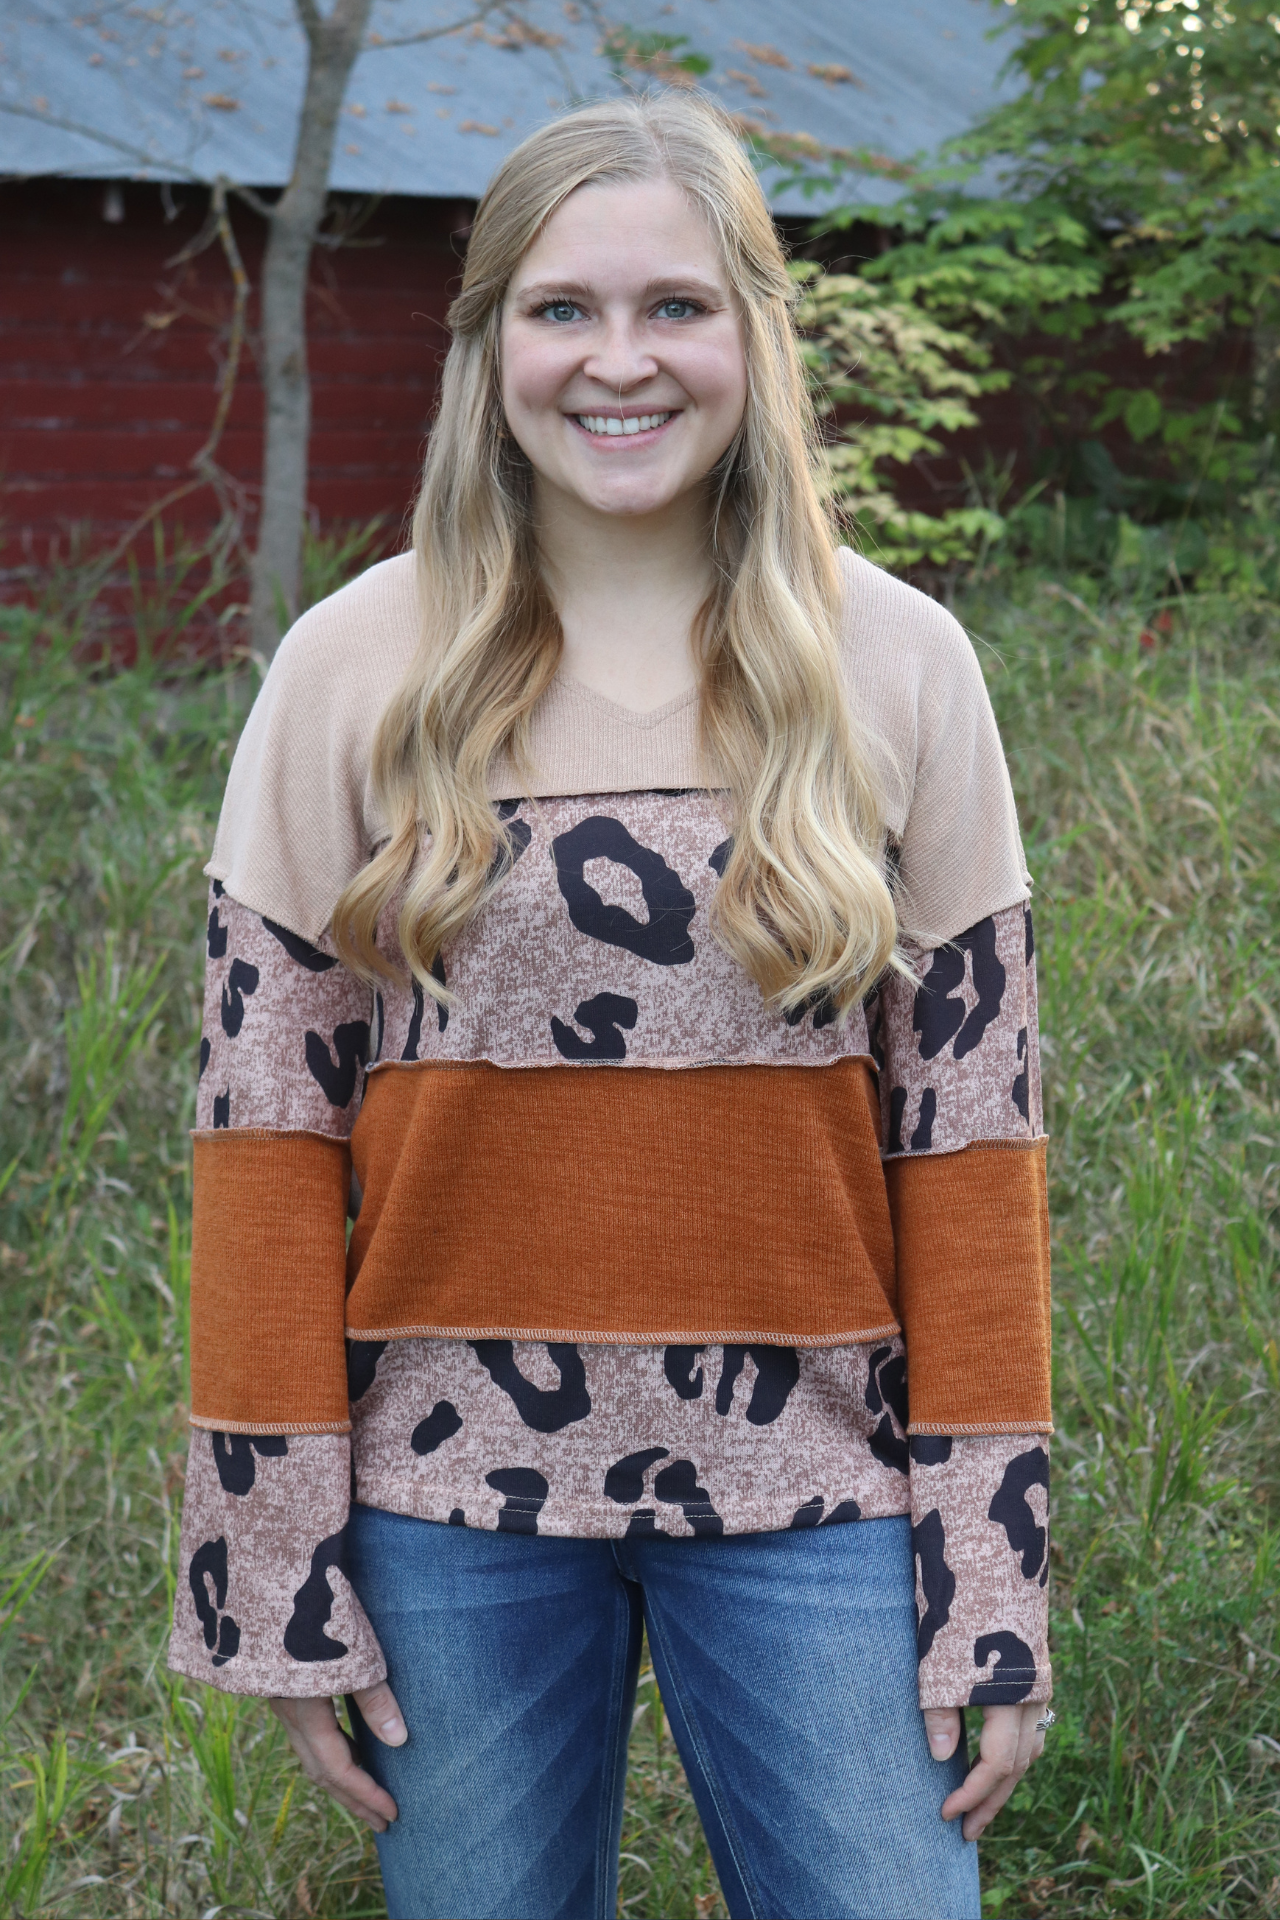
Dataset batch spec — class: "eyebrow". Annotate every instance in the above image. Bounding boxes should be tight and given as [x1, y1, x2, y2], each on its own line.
[512, 274, 729, 306]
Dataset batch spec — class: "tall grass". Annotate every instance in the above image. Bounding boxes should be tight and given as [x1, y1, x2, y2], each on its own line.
[0, 547, 1276, 1918]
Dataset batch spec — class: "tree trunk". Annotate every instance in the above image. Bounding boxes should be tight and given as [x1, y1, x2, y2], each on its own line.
[249, 0, 373, 658]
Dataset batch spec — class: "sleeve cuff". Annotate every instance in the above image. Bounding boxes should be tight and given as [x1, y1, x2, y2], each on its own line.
[170, 1427, 385, 1699]
[910, 1432, 1052, 1713]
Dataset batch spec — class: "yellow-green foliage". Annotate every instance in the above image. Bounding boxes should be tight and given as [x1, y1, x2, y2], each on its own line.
[794, 263, 1008, 571]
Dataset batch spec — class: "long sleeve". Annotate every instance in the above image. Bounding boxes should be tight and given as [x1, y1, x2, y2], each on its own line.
[169, 888, 385, 1696]
[869, 901, 1052, 1709]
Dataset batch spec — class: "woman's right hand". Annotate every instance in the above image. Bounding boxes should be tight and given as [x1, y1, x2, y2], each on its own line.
[269, 1681, 407, 1831]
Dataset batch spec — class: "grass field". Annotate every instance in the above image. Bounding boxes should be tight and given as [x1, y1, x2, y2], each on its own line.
[1, 544, 1277, 1918]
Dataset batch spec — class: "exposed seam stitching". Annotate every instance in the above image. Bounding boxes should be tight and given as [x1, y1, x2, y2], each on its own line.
[345, 1322, 903, 1346]
[189, 1415, 352, 1436]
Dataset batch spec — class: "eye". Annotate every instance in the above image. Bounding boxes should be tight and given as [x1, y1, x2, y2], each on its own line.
[535, 299, 583, 323]
[656, 298, 703, 320]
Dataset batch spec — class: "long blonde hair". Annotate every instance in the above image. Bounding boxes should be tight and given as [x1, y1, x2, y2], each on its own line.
[333, 90, 897, 1017]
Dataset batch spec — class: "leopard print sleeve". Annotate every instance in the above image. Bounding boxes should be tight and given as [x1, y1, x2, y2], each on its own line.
[870, 901, 1052, 1711]
[908, 1434, 1051, 1710]
[169, 1426, 386, 1697]
[169, 889, 385, 1698]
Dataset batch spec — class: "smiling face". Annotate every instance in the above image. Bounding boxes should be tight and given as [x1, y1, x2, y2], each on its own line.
[499, 176, 749, 524]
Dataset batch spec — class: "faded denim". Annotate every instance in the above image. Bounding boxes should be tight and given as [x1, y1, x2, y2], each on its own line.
[347, 1506, 980, 1920]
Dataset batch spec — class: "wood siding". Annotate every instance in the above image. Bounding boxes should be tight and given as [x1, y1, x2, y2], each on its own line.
[0, 179, 470, 569]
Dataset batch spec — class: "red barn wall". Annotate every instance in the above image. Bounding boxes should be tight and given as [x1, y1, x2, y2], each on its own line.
[0, 178, 471, 576]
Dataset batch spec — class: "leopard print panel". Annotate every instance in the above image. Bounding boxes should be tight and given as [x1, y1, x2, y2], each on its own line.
[868, 903, 1042, 1158]
[369, 791, 873, 1071]
[197, 884, 373, 1135]
[348, 1336, 913, 1539]
[167, 1429, 385, 1699]
[910, 1434, 1053, 1709]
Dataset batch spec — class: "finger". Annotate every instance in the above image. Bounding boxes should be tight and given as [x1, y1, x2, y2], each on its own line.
[922, 1707, 961, 1762]
[318, 1765, 398, 1830]
[941, 1706, 1019, 1821]
[270, 1696, 400, 1826]
[318, 1779, 392, 1832]
[1013, 1703, 1042, 1774]
[954, 1708, 1045, 1840]
[961, 1766, 1023, 1842]
[309, 1742, 400, 1827]
[353, 1679, 408, 1747]
[941, 1753, 1013, 1823]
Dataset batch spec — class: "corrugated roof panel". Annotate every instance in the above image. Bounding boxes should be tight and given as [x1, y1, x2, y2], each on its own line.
[0, 0, 1020, 212]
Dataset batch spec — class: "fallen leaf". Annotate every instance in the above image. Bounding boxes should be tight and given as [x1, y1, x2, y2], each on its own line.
[459, 120, 499, 135]
[736, 40, 790, 68]
[726, 66, 767, 97]
[202, 92, 240, 111]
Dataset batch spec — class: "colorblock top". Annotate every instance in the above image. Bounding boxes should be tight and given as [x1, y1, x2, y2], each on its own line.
[168, 546, 1054, 1713]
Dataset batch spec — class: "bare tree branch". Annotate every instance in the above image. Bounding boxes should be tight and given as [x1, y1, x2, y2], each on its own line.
[188, 182, 252, 485]
[0, 104, 278, 219]
[0, 102, 200, 180]
[77, 180, 253, 592]
[361, 5, 510, 52]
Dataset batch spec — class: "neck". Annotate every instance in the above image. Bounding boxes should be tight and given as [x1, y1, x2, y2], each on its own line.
[533, 481, 714, 713]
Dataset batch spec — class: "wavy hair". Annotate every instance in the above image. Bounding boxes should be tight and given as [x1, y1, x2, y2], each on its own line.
[333, 89, 897, 1017]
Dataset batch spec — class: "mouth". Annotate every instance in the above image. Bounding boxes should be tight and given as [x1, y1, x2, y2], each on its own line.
[570, 410, 676, 442]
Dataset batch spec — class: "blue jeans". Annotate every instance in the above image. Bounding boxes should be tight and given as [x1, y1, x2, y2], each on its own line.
[346, 1506, 979, 1920]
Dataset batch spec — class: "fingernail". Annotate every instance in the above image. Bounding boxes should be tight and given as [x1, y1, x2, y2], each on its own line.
[379, 1715, 407, 1745]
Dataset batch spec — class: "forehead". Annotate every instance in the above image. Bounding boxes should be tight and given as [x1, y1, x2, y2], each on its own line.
[510, 177, 725, 290]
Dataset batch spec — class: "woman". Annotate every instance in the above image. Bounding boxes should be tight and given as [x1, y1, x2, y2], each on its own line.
[171, 90, 1053, 1920]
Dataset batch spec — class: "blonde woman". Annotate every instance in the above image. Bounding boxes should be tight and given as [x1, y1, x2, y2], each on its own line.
[170, 91, 1054, 1920]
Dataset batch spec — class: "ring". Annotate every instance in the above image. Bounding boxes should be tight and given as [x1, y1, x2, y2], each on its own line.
[1034, 1709, 1056, 1732]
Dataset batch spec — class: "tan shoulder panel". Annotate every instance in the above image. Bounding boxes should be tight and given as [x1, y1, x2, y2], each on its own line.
[206, 545, 1030, 948]
[206, 554, 421, 940]
[836, 548, 1031, 947]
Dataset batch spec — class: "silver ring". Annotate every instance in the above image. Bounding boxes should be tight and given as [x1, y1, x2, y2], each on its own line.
[1034, 1709, 1056, 1732]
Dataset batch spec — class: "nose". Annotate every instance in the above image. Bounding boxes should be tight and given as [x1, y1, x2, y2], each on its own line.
[581, 313, 659, 394]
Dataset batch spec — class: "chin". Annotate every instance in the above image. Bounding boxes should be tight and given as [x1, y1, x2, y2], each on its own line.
[577, 475, 691, 519]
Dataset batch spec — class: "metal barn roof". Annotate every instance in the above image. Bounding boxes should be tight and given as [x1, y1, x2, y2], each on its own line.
[0, 0, 1021, 213]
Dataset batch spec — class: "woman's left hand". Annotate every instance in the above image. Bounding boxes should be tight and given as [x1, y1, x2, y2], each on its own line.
[923, 1702, 1046, 1840]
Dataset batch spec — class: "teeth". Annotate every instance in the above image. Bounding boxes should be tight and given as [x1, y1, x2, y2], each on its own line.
[576, 412, 671, 436]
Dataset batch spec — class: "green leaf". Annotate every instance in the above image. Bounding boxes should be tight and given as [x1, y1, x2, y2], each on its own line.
[1124, 389, 1164, 445]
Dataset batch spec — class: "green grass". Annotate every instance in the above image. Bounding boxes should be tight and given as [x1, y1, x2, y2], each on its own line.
[0, 547, 1276, 1918]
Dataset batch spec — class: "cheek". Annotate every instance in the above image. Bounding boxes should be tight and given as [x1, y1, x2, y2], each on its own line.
[680, 332, 748, 426]
[501, 329, 575, 424]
